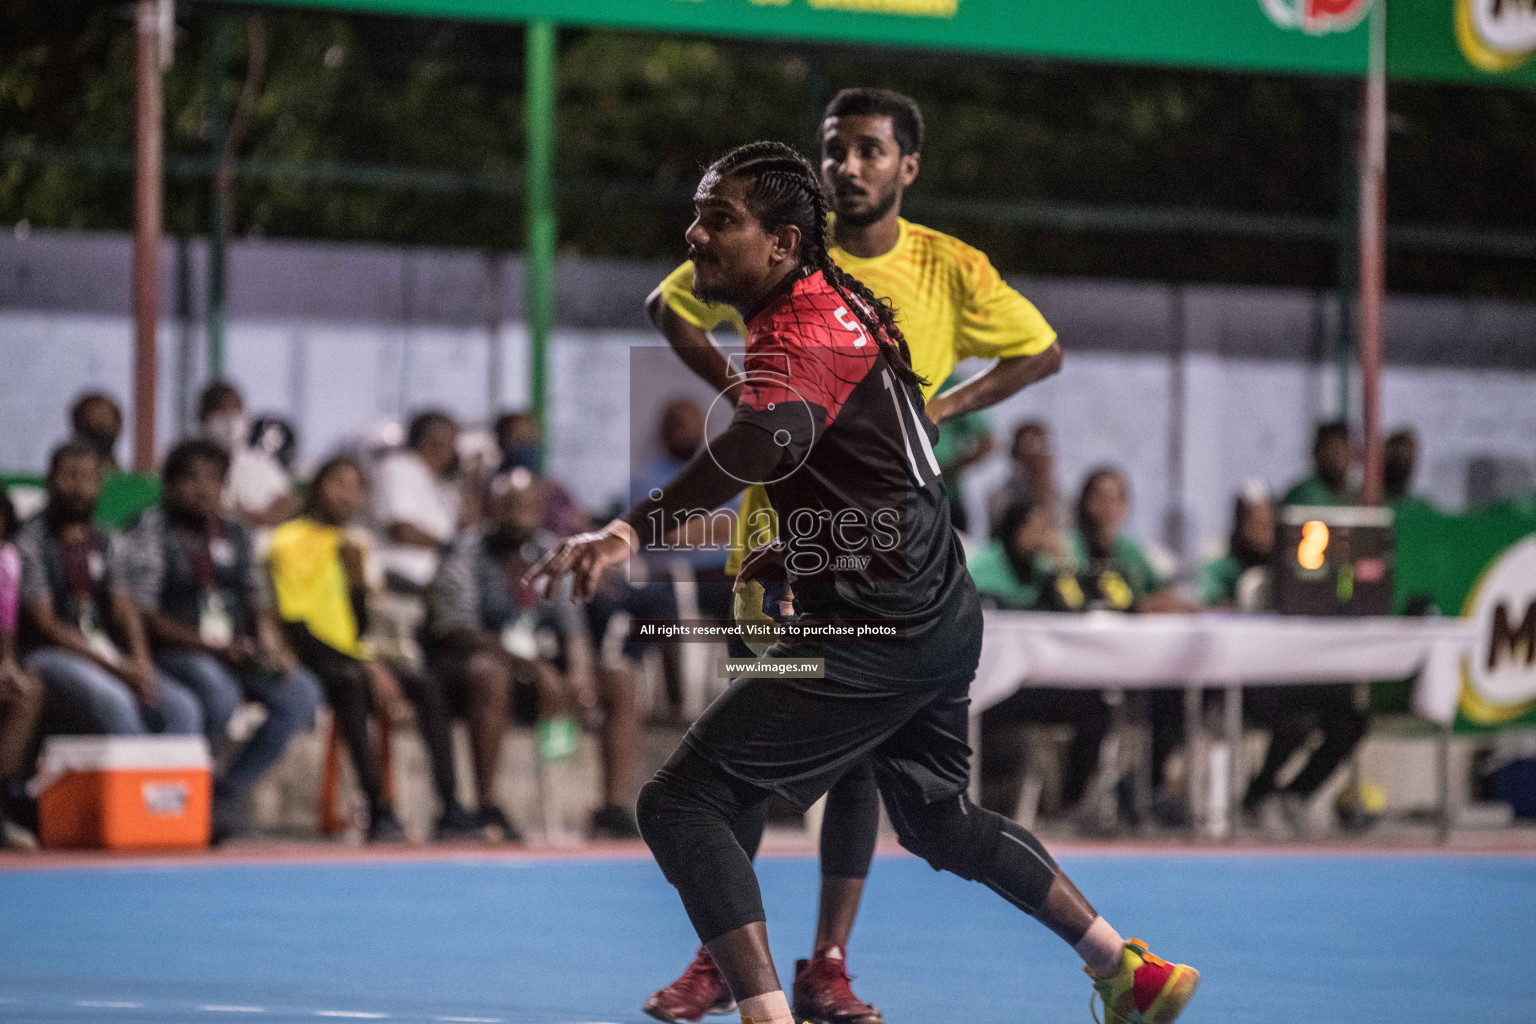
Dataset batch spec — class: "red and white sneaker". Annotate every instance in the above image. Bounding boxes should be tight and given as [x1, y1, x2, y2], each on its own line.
[792, 945, 883, 1024]
[1088, 938, 1200, 1024]
[643, 946, 737, 1023]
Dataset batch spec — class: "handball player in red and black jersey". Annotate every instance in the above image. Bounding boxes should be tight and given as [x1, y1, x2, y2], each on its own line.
[526, 142, 1200, 1024]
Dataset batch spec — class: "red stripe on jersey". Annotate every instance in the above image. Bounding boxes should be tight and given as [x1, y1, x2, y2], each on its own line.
[739, 271, 877, 428]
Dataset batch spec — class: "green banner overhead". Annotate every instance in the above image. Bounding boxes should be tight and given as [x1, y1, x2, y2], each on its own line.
[244, 0, 1372, 75]
[235, 0, 1536, 85]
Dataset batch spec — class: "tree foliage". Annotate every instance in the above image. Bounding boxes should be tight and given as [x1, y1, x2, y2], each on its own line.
[2, 2, 1534, 294]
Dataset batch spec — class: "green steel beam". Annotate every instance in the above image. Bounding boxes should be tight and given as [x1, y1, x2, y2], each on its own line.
[525, 18, 556, 441]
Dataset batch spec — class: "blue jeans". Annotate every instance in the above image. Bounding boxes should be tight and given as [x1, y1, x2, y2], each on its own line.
[155, 648, 321, 805]
[27, 648, 203, 737]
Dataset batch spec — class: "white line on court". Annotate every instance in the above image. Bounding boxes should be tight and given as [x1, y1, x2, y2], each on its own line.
[315, 1013, 389, 1020]
[434, 1017, 503, 1023]
[200, 1006, 267, 1013]
[76, 1001, 144, 1009]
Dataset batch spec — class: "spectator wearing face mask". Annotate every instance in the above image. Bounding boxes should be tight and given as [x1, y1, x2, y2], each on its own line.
[493, 410, 589, 538]
[198, 382, 299, 531]
[17, 442, 202, 737]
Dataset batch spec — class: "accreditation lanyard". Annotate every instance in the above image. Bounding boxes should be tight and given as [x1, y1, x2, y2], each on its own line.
[62, 533, 119, 664]
[177, 518, 235, 647]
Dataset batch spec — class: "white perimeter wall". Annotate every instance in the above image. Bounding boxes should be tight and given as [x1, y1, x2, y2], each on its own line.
[3, 310, 1534, 566]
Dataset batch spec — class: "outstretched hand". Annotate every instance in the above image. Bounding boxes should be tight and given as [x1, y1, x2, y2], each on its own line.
[524, 520, 639, 602]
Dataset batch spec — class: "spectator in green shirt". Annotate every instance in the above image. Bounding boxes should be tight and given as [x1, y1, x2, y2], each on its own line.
[967, 493, 1109, 822]
[968, 494, 1074, 612]
[1384, 428, 1437, 519]
[1199, 484, 1275, 609]
[1069, 467, 1188, 613]
[1282, 420, 1357, 507]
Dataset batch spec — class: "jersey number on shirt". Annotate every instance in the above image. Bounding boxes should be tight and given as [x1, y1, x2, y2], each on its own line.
[834, 306, 868, 348]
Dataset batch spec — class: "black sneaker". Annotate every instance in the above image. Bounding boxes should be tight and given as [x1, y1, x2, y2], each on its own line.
[590, 803, 642, 840]
[435, 804, 487, 843]
[476, 805, 524, 844]
[366, 807, 408, 844]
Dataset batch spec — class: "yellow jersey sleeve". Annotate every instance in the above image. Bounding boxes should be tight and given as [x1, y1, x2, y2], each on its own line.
[954, 246, 1057, 361]
[724, 484, 779, 577]
[657, 262, 747, 337]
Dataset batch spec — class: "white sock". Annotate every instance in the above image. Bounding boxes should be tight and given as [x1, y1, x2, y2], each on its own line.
[738, 990, 793, 1024]
[1074, 916, 1126, 979]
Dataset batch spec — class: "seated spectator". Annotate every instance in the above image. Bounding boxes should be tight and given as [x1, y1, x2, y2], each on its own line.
[267, 455, 479, 843]
[373, 411, 479, 594]
[1069, 466, 1197, 825]
[986, 420, 1061, 538]
[118, 440, 323, 842]
[1385, 428, 1437, 517]
[969, 495, 1109, 822]
[1069, 467, 1190, 613]
[1197, 483, 1368, 834]
[70, 393, 123, 471]
[69, 392, 160, 528]
[426, 470, 641, 840]
[969, 494, 1077, 612]
[198, 382, 299, 530]
[493, 410, 589, 537]
[1200, 482, 1275, 610]
[0, 491, 44, 850]
[1283, 420, 1358, 507]
[18, 442, 202, 737]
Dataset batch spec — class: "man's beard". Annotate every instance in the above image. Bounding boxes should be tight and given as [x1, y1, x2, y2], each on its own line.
[47, 496, 95, 527]
[689, 255, 736, 307]
[831, 185, 899, 229]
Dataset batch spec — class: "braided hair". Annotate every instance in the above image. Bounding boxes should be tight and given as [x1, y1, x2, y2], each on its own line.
[701, 141, 928, 392]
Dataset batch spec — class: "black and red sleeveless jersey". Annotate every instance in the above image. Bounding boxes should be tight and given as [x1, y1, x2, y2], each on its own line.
[733, 269, 981, 687]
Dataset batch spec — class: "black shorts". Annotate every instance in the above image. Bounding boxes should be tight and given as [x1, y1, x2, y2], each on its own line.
[427, 640, 542, 726]
[683, 656, 977, 814]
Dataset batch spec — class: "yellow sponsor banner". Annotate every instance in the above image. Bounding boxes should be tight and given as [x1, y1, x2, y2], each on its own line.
[1456, 0, 1536, 73]
[807, 0, 959, 16]
[1458, 537, 1536, 726]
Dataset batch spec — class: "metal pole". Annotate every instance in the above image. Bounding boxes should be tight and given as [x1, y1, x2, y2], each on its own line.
[524, 20, 557, 440]
[206, 9, 229, 381]
[132, 0, 168, 472]
[1357, 0, 1388, 505]
[1334, 108, 1356, 425]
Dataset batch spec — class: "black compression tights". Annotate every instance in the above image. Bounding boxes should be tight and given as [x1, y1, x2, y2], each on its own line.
[728, 756, 881, 880]
[638, 747, 1065, 944]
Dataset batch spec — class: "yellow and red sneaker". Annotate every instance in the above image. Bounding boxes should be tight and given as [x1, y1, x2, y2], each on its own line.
[1088, 939, 1200, 1024]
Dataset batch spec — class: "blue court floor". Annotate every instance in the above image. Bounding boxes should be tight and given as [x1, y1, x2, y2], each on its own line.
[1, 849, 1533, 1024]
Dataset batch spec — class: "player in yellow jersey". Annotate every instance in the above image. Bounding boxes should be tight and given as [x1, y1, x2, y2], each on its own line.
[641, 89, 1063, 1024]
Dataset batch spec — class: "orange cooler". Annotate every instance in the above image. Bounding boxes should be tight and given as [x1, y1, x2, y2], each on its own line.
[34, 736, 213, 850]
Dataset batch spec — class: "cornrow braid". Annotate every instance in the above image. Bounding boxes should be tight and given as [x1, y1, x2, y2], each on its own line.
[703, 141, 928, 393]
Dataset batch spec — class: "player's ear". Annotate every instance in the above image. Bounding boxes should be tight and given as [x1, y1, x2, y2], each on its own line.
[770, 223, 802, 266]
[899, 151, 920, 188]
